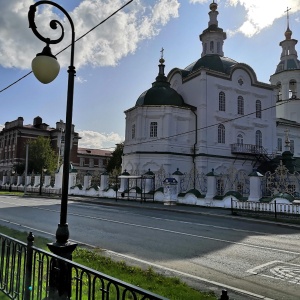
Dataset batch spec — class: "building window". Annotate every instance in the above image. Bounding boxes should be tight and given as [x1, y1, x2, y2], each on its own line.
[290, 140, 294, 153]
[210, 41, 214, 52]
[277, 138, 282, 152]
[218, 124, 225, 144]
[150, 122, 157, 138]
[256, 100, 262, 118]
[237, 96, 244, 115]
[219, 92, 225, 111]
[204, 43, 207, 54]
[217, 179, 224, 195]
[89, 159, 94, 168]
[256, 130, 262, 147]
[80, 158, 84, 167]
[237, 134, 243, 145]
[131, 124, 136, 139]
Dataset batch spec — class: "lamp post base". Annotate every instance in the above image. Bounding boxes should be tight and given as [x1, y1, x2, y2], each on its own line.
[47, 224, 77, 299]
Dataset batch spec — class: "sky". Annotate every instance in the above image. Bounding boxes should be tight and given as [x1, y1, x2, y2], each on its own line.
[1, 0, 300, 150]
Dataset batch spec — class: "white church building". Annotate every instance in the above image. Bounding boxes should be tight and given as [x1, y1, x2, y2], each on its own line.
[122, 1, 300, 201]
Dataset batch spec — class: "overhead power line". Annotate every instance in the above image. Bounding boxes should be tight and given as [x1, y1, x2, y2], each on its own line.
[123, 98, 294, 147]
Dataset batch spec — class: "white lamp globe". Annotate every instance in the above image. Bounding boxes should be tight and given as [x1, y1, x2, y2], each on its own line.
[31, 45, 60, 84]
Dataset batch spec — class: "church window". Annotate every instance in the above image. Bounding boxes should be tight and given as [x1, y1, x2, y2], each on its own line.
[204, 43, 207, 54]
[131, 124, 136, 139]
[237, 134, 243, 145]
[290, 140, 294, 153]
[289, 80, 297, 99]
[217, 42, 220, 54]
[218, 124, 225, 144]
[219, 92, 225, 111]
[210, 41, 214, 53]
[150, 122, 157, 138]
[256, 130, 262, 148]
[237, 96, 244, 115]
[277, 138, 282, 152]
[256, 100, 262, 118]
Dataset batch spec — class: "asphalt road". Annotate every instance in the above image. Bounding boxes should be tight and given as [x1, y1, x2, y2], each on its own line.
[0, 195, 299, 300]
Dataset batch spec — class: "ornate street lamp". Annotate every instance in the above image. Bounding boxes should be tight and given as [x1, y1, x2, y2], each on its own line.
[28, 1, 77, 258]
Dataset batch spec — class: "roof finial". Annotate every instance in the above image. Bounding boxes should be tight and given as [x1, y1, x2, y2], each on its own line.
[285, 7, 291, 28]
[284, 7, 292, 39]
[159, 47, 165, 64]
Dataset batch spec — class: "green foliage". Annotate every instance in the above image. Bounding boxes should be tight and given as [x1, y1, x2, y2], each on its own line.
[0, 225, 217, 300]
[27, 136, 58, 175]
[106, 142, 124, 174]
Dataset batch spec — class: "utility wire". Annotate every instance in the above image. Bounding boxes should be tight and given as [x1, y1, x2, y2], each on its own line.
[0, 0, 134, 94]
[124, 98, 294, 147]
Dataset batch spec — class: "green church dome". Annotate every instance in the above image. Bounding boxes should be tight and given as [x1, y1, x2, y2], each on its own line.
[185, 54, 238, 75]
[136, 57, 185, 107]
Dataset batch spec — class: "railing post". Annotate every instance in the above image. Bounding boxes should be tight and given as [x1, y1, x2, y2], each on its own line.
[274, 200, 277, 219]
[24, 232, 34, 300]
[219, 289, 229, 300]
[231, 198, 234, 215]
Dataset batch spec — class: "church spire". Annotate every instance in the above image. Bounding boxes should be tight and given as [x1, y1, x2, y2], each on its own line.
[154, 47, 168, 84]
[273, 7, 300, 74]
[199, 1, 226, 57]
[284, 7, 292, 40]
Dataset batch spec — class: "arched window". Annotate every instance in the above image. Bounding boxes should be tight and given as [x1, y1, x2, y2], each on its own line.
[150, 122, 157, 138]
[238, 96, 244, 115]
[256, 100, 262, 118]
[131, 124, 136, 139]
[256, 130, 262, 148]
[289, 80, 297, 99]
[218, 124, 225, 144]
[210, 41, 214, 52]
[237, 134, 243, 145]
[217, 42, 221, 54]
[276, 83, 282, 101]
[219, 92, 225, 111]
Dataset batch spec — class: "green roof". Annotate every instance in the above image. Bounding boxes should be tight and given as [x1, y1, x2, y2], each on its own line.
[184, 55, 237, 75]
[136, 76, 185, 107]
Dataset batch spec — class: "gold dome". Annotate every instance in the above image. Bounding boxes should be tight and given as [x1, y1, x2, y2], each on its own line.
[285, 27, 292, 40]
[210, 1, 218, 11]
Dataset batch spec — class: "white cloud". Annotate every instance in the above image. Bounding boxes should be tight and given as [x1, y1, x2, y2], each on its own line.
[190, 0, 300, 37]
[75, 76, 87, 83]
[78, 130, 123, 149]
[0, 0, 180, 70]
[0, 124, 4, 131]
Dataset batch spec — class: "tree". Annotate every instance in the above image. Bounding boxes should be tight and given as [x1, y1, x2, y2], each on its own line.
[106, 142, 124, 174]
[27, 136, 58, 175]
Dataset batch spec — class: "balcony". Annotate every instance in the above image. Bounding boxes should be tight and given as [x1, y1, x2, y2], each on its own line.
[231, 143, 268, 155]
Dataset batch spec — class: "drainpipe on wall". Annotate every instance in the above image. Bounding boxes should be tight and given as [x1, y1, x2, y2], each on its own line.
[191, 108, 197, 189]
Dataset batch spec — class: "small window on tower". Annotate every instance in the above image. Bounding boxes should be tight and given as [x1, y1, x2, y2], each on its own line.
[210, 41, 214, 52]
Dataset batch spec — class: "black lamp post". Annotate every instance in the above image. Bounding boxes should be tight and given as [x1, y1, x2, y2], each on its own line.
[28, 1, 77, 258]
